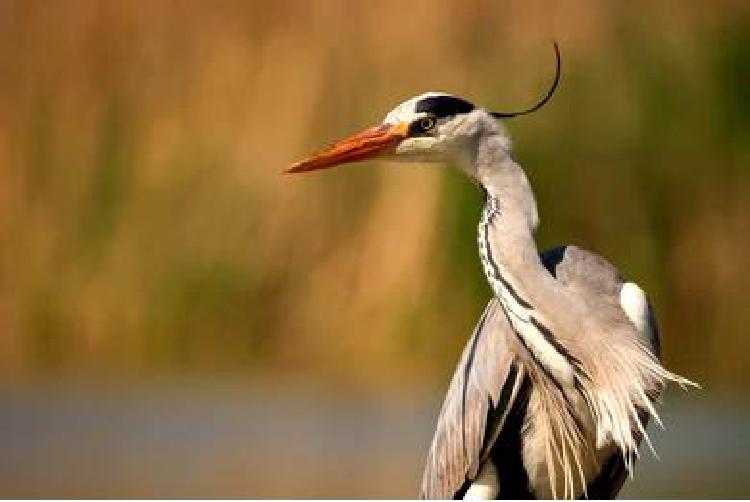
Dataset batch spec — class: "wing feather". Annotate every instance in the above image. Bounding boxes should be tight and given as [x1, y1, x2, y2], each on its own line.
[420, 298, 525, 499]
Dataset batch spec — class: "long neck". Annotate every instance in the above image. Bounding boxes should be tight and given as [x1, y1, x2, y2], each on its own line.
[471, 132, 580, 389]
[474, 133, 543, 281]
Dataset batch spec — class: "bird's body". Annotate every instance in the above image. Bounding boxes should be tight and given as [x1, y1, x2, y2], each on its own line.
[419, 132, 679, 499]
[287, 45, 694, 499]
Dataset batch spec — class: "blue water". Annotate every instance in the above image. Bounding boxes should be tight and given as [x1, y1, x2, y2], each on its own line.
[0, 379, 747, 498]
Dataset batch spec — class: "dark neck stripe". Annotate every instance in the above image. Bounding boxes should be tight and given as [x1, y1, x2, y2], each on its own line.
[497, 305, 566, 395]
[481, 204, 534, 310]
[506, 311, 584, 431]
[415, 95, 475, 119]
[529, 316, 584, 371]
[479, 197, 585, 389]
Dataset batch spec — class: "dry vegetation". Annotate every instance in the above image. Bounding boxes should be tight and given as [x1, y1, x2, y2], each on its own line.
[0, 1, 748, 391]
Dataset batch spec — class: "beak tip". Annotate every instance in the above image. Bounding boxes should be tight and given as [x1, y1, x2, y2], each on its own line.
[283, 162, 305, 174]
[283, 122, 407, 177]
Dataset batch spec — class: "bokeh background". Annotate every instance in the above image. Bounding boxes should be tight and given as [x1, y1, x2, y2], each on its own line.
[1, 0, 749, 497]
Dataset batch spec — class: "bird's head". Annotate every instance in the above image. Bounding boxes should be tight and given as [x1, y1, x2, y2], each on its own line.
[286, 43, 560, 177]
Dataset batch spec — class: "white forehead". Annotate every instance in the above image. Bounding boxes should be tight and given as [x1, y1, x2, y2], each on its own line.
[382, 92, 451, 124]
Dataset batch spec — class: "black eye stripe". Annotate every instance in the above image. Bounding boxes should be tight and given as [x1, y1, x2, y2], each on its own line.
[414, 95, 475, 119]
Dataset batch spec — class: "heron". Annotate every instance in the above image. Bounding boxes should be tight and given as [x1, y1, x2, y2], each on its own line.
[286, 44, 695, 499]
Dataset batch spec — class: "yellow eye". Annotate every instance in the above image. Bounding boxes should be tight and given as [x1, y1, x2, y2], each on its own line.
[419, 116, 436, 132]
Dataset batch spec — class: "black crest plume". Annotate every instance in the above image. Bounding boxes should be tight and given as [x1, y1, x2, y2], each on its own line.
[491, 42, 561, 119]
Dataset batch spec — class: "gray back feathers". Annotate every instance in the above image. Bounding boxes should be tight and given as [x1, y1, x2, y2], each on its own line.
[420, 245, 695, 499]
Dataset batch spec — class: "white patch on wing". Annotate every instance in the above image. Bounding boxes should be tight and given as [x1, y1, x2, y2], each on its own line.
[620, 282, 648, 334]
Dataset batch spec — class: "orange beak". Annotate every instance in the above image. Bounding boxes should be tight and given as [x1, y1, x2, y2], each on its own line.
[285, 122, 409, 174]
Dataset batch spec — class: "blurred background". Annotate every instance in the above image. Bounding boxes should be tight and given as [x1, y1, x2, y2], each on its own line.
[0, 0, 749, 497]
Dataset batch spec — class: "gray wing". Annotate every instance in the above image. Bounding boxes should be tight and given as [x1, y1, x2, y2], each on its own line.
[419, 298, 526, 499]
[541, 245, 661, 498]
[541, 245, 661, 356]
[421, 246, 661, 499]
